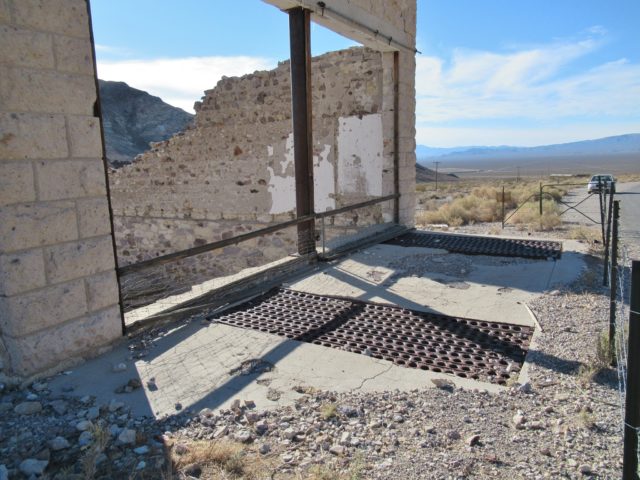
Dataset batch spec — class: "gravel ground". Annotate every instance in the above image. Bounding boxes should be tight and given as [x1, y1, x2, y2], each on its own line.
[0, 204, 631, 479]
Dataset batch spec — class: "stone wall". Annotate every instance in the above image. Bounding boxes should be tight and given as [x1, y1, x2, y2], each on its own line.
[264, 0, 417, 225]
[109, 48, 393, 289]
[0, 0, 121, 377]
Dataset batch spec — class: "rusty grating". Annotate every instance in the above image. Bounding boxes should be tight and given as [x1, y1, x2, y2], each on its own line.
[208, 288, 534, 385]
[385, 231, 562, 259]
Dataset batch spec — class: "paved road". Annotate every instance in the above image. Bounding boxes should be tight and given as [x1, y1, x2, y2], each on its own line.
[616, 182, 640, 257]
[562, 181, 640, 259]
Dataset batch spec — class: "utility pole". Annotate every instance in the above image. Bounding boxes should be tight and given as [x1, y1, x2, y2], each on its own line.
[434, 161, 440, 192]
[516, 166, 521, 183]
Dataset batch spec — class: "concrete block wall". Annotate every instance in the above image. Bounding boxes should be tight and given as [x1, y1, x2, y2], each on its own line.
[0, 0, 121, 377]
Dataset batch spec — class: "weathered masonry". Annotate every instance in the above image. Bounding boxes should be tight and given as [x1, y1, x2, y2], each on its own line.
[0, 0, 417, 378]
[109, 47, 395, 284]
[0, 1, 121, 377]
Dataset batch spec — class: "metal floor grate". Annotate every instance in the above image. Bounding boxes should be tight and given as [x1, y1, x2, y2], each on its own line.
[385, 231, 562, 259]
[208, 288, 534, 385]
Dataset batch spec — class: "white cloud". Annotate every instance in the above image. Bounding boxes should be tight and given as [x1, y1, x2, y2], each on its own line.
[415, 32, 640, 146]
[416, 122, 640, 148]
[97, 56, 276, 112]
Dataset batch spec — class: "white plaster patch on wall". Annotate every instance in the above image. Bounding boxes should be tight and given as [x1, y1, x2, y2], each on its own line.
[267, 133, 295, 214]
[267, 145, 274, 157]
[337, 114, 383, 196]
[314, 144, 335, 212]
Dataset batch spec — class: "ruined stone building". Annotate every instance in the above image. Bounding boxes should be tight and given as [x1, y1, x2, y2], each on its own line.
[109, 47, 400, 289]
[0, 0, 417, 378]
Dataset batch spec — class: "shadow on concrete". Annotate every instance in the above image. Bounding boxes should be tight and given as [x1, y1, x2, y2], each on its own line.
[49, 237, 593, 419]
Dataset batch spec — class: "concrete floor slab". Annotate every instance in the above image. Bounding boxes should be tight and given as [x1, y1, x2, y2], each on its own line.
[289, 241, 587, 327]
[48, 238, 588, 419]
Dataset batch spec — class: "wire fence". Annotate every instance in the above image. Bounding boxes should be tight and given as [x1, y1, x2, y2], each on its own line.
[608, 200, 640, 478]
[613, 243, 631, 417]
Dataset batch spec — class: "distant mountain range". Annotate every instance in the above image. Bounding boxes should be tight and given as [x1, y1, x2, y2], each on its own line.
[416, 134, 640, 164]
[99, 80, 194, 167]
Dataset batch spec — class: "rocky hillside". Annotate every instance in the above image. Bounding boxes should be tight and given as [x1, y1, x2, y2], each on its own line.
[98, 80, 194, 167]
[415, 163, 458, 183]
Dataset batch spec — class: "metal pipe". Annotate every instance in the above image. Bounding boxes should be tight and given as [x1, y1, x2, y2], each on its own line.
[315, 194, 398, 218]
[393, 51, 400, 224]
[118, 195, 398, 275]
[86, 0, 126, 335]
[117, 214, 315, 275]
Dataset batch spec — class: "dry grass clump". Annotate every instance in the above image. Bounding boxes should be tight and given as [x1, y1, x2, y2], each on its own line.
[417, 194, 502, 226]
[568, 225, 601, 243]
[577, 330, 612, 387]
[302, 453, 366, 480]
[415, 178, 569, 229]
[320, 403, 337, 420]
[81, 424, 110, 480]
[168, 439, 273, 479]
[509, 200, 561, 231]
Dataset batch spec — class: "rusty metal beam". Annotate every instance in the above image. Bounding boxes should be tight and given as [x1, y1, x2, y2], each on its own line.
[393, 51, 400, 224]
[288, 7, 315, 255]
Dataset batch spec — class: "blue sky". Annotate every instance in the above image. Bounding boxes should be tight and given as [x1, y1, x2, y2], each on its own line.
[91, 0, 640, 147]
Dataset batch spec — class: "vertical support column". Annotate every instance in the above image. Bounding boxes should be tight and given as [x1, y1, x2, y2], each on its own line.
[623, 260, 640, 479]
[288, 8, 315, 255]
[393, 51, 400, 224]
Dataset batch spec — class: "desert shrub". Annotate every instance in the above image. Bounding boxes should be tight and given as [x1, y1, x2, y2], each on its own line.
[416, 194, 501, 226]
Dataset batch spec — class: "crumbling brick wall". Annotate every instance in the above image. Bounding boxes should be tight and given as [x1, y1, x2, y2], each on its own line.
[109, 48, 395, 291]
[0, 0, 121, 377]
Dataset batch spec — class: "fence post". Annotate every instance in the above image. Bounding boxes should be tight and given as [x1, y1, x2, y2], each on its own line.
[539, 182, 543, 216]
[608, 201, 619, 363]
[603, 190, 615, 286]
[598, 180, 606, 246]
[623, 260, 640, 479]
[501, 185, 505, 229]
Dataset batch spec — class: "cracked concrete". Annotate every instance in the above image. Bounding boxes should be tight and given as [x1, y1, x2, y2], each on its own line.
[47, 239, 587, 419]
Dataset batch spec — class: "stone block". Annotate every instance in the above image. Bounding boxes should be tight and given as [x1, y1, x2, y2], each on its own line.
[36, 159, 106, 200]
[0, 201, 77, 251]
[13, 0, 90, 38]
[0, 249, 46, 296]
[67, 115, 103, 158]
[0, 112, 68, 160]
[54, 34, 94, 75]
[77, 197, 112, 238]
[0, 162, 35, 206]
[0, 25, 54, 69]
[85, 270, 120, 312]
[0, 279, 86, 337]
[3, 305, 121, 376]
[0, 67, 95, 115]
[44, 236, 115, 284]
